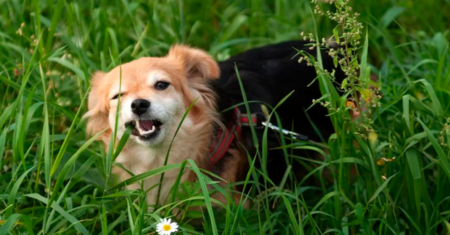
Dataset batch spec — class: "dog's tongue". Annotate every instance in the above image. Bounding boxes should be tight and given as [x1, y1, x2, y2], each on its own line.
[139, 120, 154, 131]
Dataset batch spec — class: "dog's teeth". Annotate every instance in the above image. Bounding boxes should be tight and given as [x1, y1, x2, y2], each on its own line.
[136, 122, 156, 135]
[133, 119, 159, 137]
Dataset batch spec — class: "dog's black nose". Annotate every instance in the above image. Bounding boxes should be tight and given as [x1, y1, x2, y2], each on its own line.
[131, 99, 151, 116]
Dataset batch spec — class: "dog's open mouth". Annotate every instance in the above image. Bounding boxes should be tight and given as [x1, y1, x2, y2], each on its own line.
[125, 119, 163, 141]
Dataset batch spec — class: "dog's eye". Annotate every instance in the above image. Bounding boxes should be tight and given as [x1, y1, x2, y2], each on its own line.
[155, 81, 170, 90]
[111, 93, 125, 100]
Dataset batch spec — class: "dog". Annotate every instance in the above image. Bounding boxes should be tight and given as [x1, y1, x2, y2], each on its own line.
[85, 41, 345, 206]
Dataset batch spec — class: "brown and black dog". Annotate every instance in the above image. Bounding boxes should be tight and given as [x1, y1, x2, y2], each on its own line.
[85, 41, 345, 206]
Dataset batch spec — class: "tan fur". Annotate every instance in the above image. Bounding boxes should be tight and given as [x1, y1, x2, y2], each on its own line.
[85, 45, 240, 206]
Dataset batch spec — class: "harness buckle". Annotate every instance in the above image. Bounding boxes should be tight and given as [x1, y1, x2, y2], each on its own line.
[238, 112, 266, 129]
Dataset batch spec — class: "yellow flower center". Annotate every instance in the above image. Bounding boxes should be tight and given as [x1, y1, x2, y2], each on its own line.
[163, 224, 171, 231]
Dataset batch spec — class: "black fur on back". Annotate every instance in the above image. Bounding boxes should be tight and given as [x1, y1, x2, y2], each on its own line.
[210, 40, 345, 183]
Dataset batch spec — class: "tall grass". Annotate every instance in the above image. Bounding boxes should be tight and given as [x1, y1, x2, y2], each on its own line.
[1, 0, 450, 234]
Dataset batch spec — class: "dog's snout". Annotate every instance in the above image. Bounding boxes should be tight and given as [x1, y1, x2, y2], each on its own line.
[131, 99, 151, 115]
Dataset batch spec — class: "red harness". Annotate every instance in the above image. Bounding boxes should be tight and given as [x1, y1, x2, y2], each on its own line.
[208, 108, 260, 168]
[208, 107, 311, 168]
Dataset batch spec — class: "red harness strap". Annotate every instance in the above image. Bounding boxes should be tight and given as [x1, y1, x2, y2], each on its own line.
[208, 108, 310, 168]
[208, 108, 259, 168]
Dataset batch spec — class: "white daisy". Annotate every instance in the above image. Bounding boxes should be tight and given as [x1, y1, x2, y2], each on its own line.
[156, 218, 179, 235]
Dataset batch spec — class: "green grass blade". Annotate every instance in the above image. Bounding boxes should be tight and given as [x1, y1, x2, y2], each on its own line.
[6, 166, 36, 217]
[0, 214, 22, 234]
[50, 90, 89, 176]
[282, 195, 304, 235]
[49, 129, 106, 204]
[368, 173, 397, 204]
[186, 159, 218, 235]
[109, 164, 182, 191]
[417, 118, 450, 179]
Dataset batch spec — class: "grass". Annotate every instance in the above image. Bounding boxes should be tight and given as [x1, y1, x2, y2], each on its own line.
[1, 0, 450, 234]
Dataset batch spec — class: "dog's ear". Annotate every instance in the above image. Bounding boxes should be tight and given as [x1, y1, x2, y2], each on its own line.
[167, 45, 220, 81]
[84, 71, 110, 139]
[167, 45, 220, 118]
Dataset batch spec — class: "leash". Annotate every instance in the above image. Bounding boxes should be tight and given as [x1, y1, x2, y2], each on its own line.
[208, 107, 310, 168]
[261, 121, 309, 141]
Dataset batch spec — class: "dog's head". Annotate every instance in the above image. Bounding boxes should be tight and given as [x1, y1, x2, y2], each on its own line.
[85, 45, 220, 147]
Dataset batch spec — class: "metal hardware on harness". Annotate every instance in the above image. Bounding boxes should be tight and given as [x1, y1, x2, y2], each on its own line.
[238, 112, 266, 129]
[208, 108, 310, 169]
